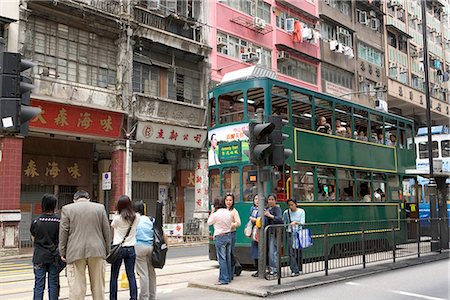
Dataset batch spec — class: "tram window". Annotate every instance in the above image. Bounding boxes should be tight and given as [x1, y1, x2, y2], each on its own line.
[399, 129, 406, 148]
[294, 166, 314, 202]
[317, 167, 336, 201]
[335, 104, 351, 138]
[356, 171, 372, 202]
[442, 140, 450, 157]
[369, 114, 383, 143]
[209, 97, 216, 127]
[388, 175, 400, 201]
[314, 98, 333, 133]
[222, 167, 240, 201]
[272, 86, 289, 120]
[372, 173, 387, 202]
[418, 141, 439, 158]
[243, 165, 257, 202]
[406, 124, 414, 149]
[247, 88, 265, 121]
[354, 109, 368, 142]
[218, 91, 244, 124]
[385, 119, 398, 146]
[209, 169, 220, 205]
[291, 91, 312, 130]
[337, 169, 355, 201]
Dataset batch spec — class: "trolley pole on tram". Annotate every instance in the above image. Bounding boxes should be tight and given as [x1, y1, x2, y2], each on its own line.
[420, 0, 439, 251]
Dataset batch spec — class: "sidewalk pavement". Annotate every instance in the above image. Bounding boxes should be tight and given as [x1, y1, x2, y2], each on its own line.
[188, 252, 449, 297]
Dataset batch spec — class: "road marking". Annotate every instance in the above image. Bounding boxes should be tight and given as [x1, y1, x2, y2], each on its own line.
[391, 290, 447, 300]
[345, 282, 361, 286]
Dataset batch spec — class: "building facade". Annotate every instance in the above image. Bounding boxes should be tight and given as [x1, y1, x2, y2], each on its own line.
[209, 0, 321, 89]
[0, 0, 211, 255]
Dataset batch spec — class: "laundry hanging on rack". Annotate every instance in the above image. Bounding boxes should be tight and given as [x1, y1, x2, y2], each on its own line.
[343, 46, 354, 58]
[312, 30, 321, 44]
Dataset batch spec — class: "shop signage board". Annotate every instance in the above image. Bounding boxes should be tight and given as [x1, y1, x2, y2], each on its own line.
[29, 99, 123, 138]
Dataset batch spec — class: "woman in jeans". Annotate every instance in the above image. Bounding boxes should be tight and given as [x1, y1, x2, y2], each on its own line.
[264, 194, 283, 275]
[110, 195, 140, 300]
[224, 193, 241, 278]
[282, 199, 305, 277]
[30, 194, 60, 300]
[249, 194, 259, 277]
[133, 201, 156, 300]
[207, 197, 233, 285]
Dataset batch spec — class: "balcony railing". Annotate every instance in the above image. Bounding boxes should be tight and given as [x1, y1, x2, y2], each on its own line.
[75, 0, 122, 15]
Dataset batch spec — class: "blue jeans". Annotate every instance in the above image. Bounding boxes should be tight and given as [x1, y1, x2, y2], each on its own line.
[33, 262, 59, 300]
[215, 233, 232, 284]
[110, 246, 138, 300]
[268, 232, 278, 273]
[288, 232, 301, 273]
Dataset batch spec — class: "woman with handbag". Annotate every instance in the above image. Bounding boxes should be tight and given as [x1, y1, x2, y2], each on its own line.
[282, 199, 305, 277]
[133, 201, 156, 300]
[110, 195, 140, 300]
[224, 193, 241, 278]
[30, 194, 60, 300]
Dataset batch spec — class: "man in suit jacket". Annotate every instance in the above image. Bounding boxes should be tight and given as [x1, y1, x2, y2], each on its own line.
[59, 190, 110, 300]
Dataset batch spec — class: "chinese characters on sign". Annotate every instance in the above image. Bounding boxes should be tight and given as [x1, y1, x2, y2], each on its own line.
[194, 158, 209, 210]
[30, 99, 123, 138]
[136, 122, 207, 149]
[22, 155, 89, 186]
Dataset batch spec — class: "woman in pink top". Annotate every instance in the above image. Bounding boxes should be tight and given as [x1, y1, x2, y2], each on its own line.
[207, 197, 233, 285]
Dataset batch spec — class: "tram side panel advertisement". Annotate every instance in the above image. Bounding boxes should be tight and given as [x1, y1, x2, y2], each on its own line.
[208, 123, 249, 166]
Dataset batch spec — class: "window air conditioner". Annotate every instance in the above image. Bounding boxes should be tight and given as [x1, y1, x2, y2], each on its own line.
[277, 51, 290, 61]
[375, 82, 384, 89]
[217, 37, 227, 49]
[254, 17, 266, 30]
[375, 99, 388, 112]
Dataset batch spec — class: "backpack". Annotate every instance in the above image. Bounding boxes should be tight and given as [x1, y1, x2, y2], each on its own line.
[151, 200, 167, 269]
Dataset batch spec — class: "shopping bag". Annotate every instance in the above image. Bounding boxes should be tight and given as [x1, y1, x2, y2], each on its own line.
[297, 228, 313, 249]
[244, 221, 253, 238]
[251, 225, 259, 242]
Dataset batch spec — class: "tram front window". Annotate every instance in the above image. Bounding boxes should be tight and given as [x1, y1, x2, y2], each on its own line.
[222, 167, 240, 200]
[218, 91, 244, 124]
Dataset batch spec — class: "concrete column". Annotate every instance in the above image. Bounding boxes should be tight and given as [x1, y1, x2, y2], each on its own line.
[193, 150, 209, 235]
[0, 136, 23, 256]
[111, 143, 127, 211]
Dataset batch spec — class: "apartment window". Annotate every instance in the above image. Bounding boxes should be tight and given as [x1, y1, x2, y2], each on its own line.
[222, 0, 271, 23]
[322, 64, 353, 89]
[337, 27, 352, 47]
[320, 22, 336, 41]
[278, 57, 317, 84]
[387, 31, 397, 47]
[358, 42, 383, 67]
[217, 31, 272, 68]
[26, 17, 116, 88]
[398, 66, 409, 84]
[133, 62, 160, 97]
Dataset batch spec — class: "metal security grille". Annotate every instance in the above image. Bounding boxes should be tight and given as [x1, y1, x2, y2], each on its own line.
[132, 181, 158, 217]
[58, 186, 78, 209]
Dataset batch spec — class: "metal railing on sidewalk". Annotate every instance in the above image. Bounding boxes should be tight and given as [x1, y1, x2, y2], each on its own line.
[263, 218, 449, 284]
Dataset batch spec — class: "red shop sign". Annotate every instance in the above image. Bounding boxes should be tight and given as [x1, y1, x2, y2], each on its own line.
[30, 99, 124, 138]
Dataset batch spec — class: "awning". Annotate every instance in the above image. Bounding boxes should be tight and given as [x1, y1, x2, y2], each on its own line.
[276, 44, 321, 64]
[0, 16, 17, 25]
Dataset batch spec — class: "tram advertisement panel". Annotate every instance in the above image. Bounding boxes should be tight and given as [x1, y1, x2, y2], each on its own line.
[208, 123, 249, 166]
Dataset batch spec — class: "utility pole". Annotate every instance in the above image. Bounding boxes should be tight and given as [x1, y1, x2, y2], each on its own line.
[420, 0, 439, 251]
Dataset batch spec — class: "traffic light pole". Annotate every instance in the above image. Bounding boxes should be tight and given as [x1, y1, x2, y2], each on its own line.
[255, 108, 266, 279]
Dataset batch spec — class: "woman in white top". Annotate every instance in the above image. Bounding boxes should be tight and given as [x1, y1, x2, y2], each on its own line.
[110, 195, 140, 300]
[225, 193, 241, 278]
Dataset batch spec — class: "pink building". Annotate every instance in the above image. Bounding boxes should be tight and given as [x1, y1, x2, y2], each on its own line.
[209, 0, 321, 91]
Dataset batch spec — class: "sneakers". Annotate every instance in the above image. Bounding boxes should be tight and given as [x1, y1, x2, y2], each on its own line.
[268, 271, 278, 276]
[251, 272, 259, 277]
[214, 282, 229, 285]
[291, 272, 300, 277]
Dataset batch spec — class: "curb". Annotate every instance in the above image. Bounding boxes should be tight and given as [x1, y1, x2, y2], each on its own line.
[189, 252, 449, 298]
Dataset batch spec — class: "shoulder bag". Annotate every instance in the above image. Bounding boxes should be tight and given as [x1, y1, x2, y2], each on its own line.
[152, 200, 168, 269]
[106, 223, 132, 264]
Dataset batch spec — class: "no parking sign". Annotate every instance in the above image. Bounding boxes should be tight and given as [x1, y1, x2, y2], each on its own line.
[102, 172, 111, 190]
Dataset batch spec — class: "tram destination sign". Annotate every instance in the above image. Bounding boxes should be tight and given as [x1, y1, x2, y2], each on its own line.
[219, 141, 242, 162]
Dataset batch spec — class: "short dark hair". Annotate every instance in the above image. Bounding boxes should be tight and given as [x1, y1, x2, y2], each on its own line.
[213, 197, 226, 210]
[287, 198, 297, 205]
[133, 201, 145, 215]
[41, 194, 57, 213]
[74, 190, 90, 200]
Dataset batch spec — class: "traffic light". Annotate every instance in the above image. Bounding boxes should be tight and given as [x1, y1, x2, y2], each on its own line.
[268, 115, 293, 166]
[0, 52, 39, 135]
[245, 121, 275, 164]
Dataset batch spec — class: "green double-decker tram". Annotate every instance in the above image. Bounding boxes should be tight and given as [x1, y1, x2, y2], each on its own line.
[207, 73, 416, 265]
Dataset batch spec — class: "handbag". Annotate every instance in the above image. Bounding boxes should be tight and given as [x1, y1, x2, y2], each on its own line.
[244, 220, 253, 237]
[297, 228, 313, 249]
[106, 224, 132, 264]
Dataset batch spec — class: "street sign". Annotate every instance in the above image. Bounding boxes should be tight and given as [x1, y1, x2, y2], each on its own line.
[102, 172, 111, 190]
